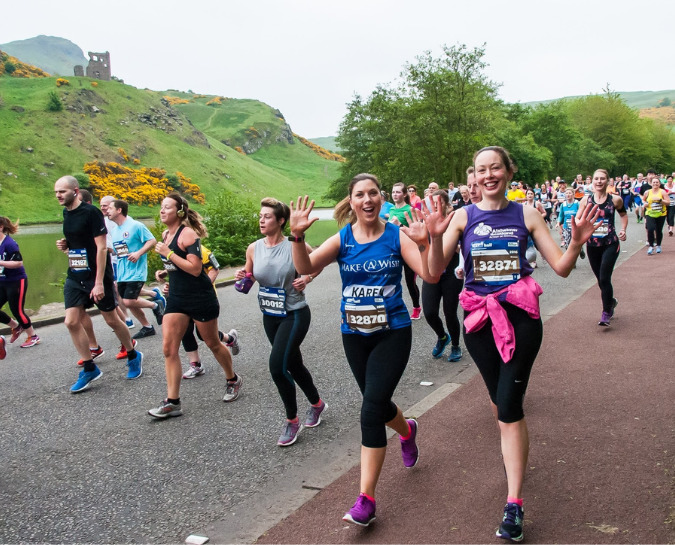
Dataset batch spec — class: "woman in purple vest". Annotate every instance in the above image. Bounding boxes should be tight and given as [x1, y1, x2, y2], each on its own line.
[425, 146, 600, 542]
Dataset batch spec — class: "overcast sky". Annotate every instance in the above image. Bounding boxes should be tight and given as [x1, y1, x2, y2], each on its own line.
[2, 0, 672, 137]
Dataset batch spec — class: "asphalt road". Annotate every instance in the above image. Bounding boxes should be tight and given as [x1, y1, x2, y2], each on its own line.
[0, 216, 649, 544]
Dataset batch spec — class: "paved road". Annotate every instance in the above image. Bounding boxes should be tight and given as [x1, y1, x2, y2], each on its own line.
[0, 216, 650, 543]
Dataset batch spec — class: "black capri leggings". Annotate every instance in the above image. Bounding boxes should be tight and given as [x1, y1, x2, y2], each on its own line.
[0, 279, 32, 329]
[586, 241, 620, 313]
[402, 262, 420, 308]
[263, 305, 319, 420]
[667, 206, 675, 228]
[342, 326, 412, 448]
[422, 254, 462, 345]
[463, 303, 542, 423]
[645, 215, 666, 246]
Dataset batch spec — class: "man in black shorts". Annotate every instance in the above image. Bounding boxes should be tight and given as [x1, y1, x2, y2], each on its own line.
[54, 176, 144, 392]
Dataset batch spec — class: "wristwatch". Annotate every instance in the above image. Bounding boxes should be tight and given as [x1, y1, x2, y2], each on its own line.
[288, 235, 305, 243]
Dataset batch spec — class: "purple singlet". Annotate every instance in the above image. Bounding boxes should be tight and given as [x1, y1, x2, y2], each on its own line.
[461, 202, 534, 295]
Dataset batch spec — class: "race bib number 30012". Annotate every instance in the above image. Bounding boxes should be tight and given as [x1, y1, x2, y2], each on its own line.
[471, 239, 521, 285]
[258, 286, 287, 317]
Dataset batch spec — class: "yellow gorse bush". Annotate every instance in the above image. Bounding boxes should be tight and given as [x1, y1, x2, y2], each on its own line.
[206, 96, 228, 106]
[163, 96, 191, 106]
[293, 133, 345, 162]
[84, 161, 205, 206]
[0, 51, 50, 78]
[56, 78, 70, 87]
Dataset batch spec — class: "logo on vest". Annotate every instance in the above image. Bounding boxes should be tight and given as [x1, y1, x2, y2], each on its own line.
[473, 222, 493, 236]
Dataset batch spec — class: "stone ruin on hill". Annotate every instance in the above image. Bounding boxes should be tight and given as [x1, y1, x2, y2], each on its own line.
[74, 51, 111, 80]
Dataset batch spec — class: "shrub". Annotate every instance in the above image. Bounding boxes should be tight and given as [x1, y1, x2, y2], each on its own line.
[4, 61, 16, 75]
[91, 81, 98, 87]
[203, 191, 260, 266]
[56, 78, 70, 87]
[73, 173, 90, 188]
[46, 91, 63, 111]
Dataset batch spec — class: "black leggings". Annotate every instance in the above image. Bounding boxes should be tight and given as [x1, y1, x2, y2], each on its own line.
[464, 303, 542, 423]
[586, 241, 620, 313]
[0, 279, 32, 329]
[263, 306, 319, 420]
[342, 326, 411, 448]
[667, 206, 675, 228]
[646, 215, 666, 246]
[403, 263, 420, 308]
[422, 256, 462, 346]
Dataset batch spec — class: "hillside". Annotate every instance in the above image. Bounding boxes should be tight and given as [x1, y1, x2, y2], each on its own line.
[0, 36, 87, 77]
[308, 136, 341, 153]
[0, 77, 339, 223]
[524, 90, 675, 114]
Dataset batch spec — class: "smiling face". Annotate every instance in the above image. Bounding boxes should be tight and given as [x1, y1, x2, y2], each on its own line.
[474, 149, 513, 199]
[592, 170, 609, 192]
[350, 178, 382, 221]
[650, 177, 662, 190]
[160, 197, 179, 225]
[526, 189, 535, 201]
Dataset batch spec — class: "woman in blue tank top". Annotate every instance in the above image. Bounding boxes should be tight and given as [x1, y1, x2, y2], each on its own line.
[289, 173, 438, 527]
[425, 147, 601, 542]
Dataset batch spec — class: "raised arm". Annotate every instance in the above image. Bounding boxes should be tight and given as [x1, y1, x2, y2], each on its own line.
[289, 196, 340, 274]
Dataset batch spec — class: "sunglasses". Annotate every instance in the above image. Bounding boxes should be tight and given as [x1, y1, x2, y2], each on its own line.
[407, 188, 416, 192]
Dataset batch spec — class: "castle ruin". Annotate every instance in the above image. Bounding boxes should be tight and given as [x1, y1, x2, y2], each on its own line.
[84, 51, 111, 81]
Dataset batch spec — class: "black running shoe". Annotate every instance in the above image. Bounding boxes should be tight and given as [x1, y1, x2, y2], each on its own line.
[496, 502, 524, 542]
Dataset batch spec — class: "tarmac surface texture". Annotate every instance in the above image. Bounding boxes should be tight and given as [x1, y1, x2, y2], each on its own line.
[0, 214, 671, 544]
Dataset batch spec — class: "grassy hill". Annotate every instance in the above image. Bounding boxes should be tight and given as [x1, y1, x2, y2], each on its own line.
[0, 36, 87, 77]
[524, 90, 675, 110]
[0, 77, 339, 223]
[308, 136, 341, 153]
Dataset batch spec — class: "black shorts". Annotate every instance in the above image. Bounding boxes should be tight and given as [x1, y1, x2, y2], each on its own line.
[165, 294, 219, 322]
[64, 276, 117, 312]
[117, 281, 144, 300]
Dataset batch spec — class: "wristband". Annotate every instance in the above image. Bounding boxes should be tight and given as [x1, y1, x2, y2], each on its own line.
[307, 275, 313, 282]
[288, 235, 305, 243]
[167, 250, 174, 260]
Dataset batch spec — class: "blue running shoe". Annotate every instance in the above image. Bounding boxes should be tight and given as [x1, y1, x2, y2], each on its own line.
[496, 502, 524, 542]
[70, 366, 103, 393]
[127, 350, 143, 379]
[448, 345, 463, 362]
[125, 318, 135, 329]
[152, 287, 167, 309]
[432, 334, 450, 358]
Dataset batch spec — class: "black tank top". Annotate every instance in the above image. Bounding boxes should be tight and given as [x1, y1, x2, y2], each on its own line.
[587, 194, 619, 248]
[162, 225, 214, 300]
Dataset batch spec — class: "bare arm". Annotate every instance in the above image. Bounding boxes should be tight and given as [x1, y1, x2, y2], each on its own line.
[289, 196, 340, 274]
[613, 195, 628, 241]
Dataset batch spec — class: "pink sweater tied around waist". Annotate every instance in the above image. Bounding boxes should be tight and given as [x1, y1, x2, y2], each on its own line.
[459, 276, 543, 363]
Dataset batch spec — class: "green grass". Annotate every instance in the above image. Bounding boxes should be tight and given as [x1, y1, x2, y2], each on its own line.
[305, 219, 338, 247]
[308, 136, 341, 153]
[0, 78, 340, 223]
[524, 90, 675, 110]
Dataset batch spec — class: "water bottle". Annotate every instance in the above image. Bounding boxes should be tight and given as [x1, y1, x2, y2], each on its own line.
[234, 272, 253, 294]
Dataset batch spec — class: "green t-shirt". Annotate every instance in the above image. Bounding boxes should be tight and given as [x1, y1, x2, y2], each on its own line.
[388, 204, 412, 227]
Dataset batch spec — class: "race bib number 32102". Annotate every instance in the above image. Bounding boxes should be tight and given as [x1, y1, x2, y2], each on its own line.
[471, 239, 521, 285]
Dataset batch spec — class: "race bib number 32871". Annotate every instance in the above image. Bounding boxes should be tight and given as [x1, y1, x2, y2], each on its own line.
[471, 239, 521, 285]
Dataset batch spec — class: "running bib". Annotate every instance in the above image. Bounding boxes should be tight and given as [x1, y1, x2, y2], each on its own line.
[344, 299, 389, 333]
[113, 240, 130, 257]
[161, 255, 177, 271]
[68, 249, 89, 271]
[471, 239, 521, 285]
[591, 219, 609, 238]
[650, 202, 663, 213]
[669, 193, 675, 205]
[258, 286, 287, 317]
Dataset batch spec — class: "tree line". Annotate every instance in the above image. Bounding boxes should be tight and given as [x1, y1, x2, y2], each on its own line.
[327, 44, 675, 199]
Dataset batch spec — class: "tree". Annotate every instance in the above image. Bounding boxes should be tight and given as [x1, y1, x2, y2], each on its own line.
[330, 44, 502, 198]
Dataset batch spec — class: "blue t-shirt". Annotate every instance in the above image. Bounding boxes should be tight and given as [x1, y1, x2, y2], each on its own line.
[0, 235, 27, 282]
[558, 201, 579, 229]
[110, 217, 155, 282]
[337, 222, 410, 335]
[379, 201, 394, 219]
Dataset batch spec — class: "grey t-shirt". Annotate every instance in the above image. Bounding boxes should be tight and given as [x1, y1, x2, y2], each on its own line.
[253, 238, 307, 312]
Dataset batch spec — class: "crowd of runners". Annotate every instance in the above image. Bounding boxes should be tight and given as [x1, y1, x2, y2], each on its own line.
[1, 156, 672, 543]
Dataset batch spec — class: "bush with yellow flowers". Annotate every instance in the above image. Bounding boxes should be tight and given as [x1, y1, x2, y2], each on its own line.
[206, 96, 228, 106]
[163, 96, 191, 106]
[0, 51, 50, 78]
[293, 133, 345, 162]
[91, 81, 99, 87]
[56, 78, 70, 87]
[84, 161, 205, 206]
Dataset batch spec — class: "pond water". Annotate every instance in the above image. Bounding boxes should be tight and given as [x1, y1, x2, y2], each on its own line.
[9, 209, 336, 311]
